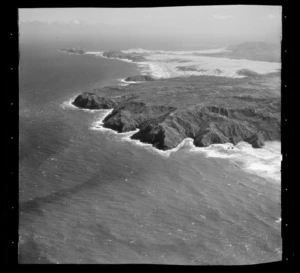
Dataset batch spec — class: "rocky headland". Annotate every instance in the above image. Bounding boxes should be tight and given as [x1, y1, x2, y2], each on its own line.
[73, 74, 280, 150]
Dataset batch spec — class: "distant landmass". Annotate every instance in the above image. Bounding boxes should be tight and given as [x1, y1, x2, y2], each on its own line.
[60, 42, 281, 63]
[195, 42, 281, 62]
[60, 47, 86, 55]
[73, 73, 280, 150]
[100, 42, 281, 63]
[226, 42, 281, 62]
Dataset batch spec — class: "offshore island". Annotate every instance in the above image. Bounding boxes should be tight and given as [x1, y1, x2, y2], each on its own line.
[71, 42, 281, 151]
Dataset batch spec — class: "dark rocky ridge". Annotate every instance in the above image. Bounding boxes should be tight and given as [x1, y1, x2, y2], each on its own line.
[236, 69, 260, 78]
[125, 75, 155, 82]
[72, 74, 280, 150]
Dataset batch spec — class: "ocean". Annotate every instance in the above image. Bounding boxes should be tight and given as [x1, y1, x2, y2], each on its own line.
[19, 42, 282, 264]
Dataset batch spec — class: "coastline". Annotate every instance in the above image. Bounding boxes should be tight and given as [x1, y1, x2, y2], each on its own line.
[60, 46, 281, 183]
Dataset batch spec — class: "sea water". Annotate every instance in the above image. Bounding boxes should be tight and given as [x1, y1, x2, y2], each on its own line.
[19, 43, 281, 264]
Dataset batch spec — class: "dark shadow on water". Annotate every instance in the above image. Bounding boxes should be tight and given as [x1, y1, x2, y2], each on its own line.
[20, 172, 110, 215]
[18, 236, 55, 264]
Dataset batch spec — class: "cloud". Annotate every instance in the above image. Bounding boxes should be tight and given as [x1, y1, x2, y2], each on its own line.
[213, 14, 233, 20]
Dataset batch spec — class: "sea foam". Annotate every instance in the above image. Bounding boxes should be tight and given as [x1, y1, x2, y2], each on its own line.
[186, 140, 282, 183]
[60, 96, 78, 110]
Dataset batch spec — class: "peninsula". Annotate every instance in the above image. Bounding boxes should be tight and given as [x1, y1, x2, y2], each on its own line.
[73, 72, 280, 150]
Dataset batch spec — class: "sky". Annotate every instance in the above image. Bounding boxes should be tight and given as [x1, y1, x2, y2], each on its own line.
[19, 6, 282, 49]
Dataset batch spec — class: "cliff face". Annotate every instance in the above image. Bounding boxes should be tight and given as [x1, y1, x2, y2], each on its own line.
[131, 106, 280, 150]
[73, 92, 137, 109]
[72, 74, 280, 150]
